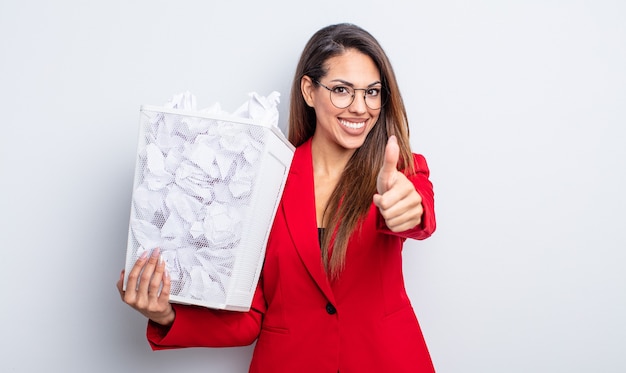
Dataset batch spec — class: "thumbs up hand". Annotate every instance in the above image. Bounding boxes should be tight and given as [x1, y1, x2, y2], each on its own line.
[373, 136, 424, 232]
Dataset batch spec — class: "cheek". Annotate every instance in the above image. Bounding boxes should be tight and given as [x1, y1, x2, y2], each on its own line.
[317, 105, 342, 125]
[369, 114, 381, 129]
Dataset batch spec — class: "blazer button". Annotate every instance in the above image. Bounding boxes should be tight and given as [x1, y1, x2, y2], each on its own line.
[325, 302, 337, 315]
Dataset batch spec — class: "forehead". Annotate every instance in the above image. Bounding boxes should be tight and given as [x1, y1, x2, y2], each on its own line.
[323, 49, 380, 84]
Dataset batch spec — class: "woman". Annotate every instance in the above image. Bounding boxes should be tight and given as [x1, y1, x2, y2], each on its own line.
[118, 23, 436, 372]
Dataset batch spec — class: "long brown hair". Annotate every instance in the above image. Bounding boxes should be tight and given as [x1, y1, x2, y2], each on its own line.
[288, 23, 415, 280]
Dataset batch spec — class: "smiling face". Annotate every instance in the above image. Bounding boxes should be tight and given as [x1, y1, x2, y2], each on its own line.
[302, 48, 382, 153]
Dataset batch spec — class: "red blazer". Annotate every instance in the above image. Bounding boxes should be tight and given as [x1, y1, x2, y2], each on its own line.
[147, 138, 437, 372]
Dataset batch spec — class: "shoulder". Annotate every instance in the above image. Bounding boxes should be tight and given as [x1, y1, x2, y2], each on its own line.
[406, 153, 430, 178]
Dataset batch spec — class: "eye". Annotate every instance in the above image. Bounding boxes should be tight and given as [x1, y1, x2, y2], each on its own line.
[366, 88, 381, 97]
[331, 86, 352, 96]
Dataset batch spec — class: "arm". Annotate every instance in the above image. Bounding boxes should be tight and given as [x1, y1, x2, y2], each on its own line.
[147, 278, 266, 349]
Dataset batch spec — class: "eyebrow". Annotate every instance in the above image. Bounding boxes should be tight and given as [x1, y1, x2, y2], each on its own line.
[328, 79, 382, 88]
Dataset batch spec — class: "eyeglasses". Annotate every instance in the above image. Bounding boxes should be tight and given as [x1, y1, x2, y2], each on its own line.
[314, 80, 386, 110]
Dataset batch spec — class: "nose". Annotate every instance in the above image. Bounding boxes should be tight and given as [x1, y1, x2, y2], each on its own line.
[348, 90, 367, 113]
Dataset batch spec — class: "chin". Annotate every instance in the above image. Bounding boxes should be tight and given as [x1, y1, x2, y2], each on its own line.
[339, 137, 367, 150]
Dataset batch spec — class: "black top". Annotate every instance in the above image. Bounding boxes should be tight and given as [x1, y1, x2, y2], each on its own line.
[317, 228, 324, 248]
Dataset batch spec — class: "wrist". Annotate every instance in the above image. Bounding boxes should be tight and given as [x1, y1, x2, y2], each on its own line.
[152, 307, 176, 327]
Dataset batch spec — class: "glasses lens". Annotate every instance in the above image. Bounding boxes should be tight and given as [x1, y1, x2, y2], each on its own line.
[365, 90, 382, 110]
[329, 86, 353, 109]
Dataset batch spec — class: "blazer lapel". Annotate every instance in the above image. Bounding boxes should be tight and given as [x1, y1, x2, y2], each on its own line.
[281, 139, 336, 304]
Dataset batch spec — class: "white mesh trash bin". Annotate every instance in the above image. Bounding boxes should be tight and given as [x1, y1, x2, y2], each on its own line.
[123, 104, 294, 311]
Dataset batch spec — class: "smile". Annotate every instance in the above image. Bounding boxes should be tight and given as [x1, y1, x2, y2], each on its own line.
[340, 119, 365, 129]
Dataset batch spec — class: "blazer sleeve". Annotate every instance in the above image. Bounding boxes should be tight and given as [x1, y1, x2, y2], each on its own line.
[376, 153, 436, 240]
[146, 274, 267, 349]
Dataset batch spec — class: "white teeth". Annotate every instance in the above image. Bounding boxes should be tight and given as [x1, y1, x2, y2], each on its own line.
[340, 120, 365, 129]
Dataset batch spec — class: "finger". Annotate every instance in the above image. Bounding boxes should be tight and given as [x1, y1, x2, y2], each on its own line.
[116, 270, 125, 298]
[138, 248, 161, 297]
[158, 269, 172, 306]
[378, 191, 411, 220]
[382, 181, 422, 216]
[148, 253, 166, 301]
[374, 177, 424, 232]
[375, 172, 413, 210]
[124, 250, 149, 300]
[381, 200, 423, 231]
[386, 215, 422, 233]
[372, 193, 383, 209]
[377, 135, 400, 194]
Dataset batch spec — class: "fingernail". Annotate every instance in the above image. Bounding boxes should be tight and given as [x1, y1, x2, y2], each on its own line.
[139, 250, 148, 260]
[151, 248, 160, 258]
[158, 254, 164, 266]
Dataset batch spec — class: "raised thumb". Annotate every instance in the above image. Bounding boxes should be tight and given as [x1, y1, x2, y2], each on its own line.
[377, 135, 399, 194]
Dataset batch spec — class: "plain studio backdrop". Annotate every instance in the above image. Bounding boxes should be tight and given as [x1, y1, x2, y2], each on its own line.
[1, 1, 624, 372]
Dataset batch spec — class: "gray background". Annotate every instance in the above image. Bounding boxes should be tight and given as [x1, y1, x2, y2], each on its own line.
[1, 1, 625, 372]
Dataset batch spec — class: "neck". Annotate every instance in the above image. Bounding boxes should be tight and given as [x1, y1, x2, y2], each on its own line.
[310, 135, 354, 178]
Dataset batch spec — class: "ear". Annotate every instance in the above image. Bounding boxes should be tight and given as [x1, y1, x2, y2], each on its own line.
[300, 75, 316, 107]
